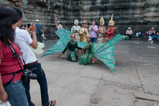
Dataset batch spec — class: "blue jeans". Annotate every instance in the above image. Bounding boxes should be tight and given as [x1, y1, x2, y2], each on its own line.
[91, 38, 97, 43]
[36, 34, 43, 43]
[5, 80, 29, 106]
[152, 35, 159, 41]
[23, 63, 49, 106]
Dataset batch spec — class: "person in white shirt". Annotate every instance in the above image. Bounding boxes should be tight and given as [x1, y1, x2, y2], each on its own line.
[126, 27, 133, 40]
[13, 7, 56, 106]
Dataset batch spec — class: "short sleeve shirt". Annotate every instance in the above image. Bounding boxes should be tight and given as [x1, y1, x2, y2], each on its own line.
[0, 41, 23, 84]
[89, 25, 98, 38]
[35, 23, 42, 35]
[15, 27, 37, 64]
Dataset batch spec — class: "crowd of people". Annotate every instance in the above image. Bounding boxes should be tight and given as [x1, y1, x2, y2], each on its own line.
[47, 14, 127, 74]
[147, 28, 159, 43]
[56, 17, 159, 44]
[0, 5, 158, 106]
[56, 15, 117, 43]
[1, 6, 119, 106]
[55, 15, 119, 65]
[0, 6, 56, 106]
[125, 27, 159, 43]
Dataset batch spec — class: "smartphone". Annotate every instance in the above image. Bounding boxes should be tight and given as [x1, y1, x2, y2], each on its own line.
[27, 24, 31, 28]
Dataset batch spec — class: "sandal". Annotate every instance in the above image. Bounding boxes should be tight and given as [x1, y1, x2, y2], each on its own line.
[49, 100, 56, 106]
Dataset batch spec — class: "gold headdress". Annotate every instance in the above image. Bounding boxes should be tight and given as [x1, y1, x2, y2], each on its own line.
[108, 14, 115, 26]
[83, 20, 87, 27]
[100, 16, 105, 25]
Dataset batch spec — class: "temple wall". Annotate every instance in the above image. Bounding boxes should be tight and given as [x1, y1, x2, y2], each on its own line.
[0, 0, 159, 38]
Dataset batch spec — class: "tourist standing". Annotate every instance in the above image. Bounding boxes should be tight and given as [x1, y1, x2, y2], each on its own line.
[35, 19, 43, 43]
[13, 7, 56, 106]
[0, 6, 29, 106]
[89, 21, 98, 43]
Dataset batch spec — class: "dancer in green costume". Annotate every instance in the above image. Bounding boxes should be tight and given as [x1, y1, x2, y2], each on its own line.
[59, 34, 82, 62]
[79, 34, 95, 64]
[43, 28, 127, 73]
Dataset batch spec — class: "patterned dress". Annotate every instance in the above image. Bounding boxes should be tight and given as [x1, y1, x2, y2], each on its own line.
[71, 25, 81, 41]
[79, 42, 95, 64]
[106, 27, 114, 42]
[62, 41, 82, 62]
[80, 27, 88, 42]
[97, 26, 106, 43]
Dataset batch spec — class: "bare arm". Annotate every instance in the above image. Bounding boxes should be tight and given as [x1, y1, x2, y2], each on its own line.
[30, 23, 38, 49]
[126, 30, 128, 34]
[89, 26, 92, 31]
[0, 60, 8, 103]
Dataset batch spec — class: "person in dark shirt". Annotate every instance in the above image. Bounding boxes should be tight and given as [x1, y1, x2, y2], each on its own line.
[35, 20, 43, 42]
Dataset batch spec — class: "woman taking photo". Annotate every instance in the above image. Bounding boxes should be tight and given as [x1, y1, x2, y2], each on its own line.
[0, 6, 29, 106]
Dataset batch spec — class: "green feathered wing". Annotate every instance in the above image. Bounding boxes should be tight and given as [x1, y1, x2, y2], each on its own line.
[94, 34, 127, 73]
[43, 28, 127, 73]
[43, 28, 70, 56]
[76, 40, 87, 48]
[43, 28, 86, 56]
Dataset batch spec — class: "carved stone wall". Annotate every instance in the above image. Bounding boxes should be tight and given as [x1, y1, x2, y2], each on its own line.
[0, 0, 159, 38]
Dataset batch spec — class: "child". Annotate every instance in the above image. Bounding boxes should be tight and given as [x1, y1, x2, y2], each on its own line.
[59, 34, 82, 62]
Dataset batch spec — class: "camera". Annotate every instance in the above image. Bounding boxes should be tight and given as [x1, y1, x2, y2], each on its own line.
[22, 69, 37, 80]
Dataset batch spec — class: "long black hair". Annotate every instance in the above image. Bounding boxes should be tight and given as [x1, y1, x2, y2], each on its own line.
[0, 6, 19, 44]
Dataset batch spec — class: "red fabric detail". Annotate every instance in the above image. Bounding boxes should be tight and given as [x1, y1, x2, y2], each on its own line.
[0, 41, 23, 85]
[106, 27, 115, 41]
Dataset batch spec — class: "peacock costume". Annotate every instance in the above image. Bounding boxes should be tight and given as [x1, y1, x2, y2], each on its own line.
[62, 40, 82, 62]
[43, 28, 127, 73]
[79, 41, 95, 65]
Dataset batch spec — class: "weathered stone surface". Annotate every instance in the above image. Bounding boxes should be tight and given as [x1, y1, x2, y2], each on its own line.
[1, 0, 159, 38]
[134, 99, 159, 106]
[135, 92, 159, 102]
[19, 40, 159, 106]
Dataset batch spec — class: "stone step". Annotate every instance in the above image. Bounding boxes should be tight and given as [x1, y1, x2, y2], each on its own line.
[62, 2, 145, 10]
[58, 11, 144, 17]
[70, 0, 146, 4]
